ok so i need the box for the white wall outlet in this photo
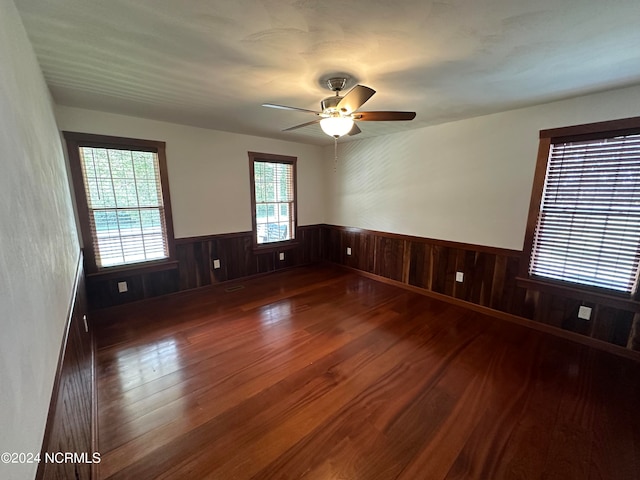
[578,305,592,321]
[455,271,464,283]
[117,281,128,293]
[213,259,221,269]
[346,247,352,256]
[279,252,285,261]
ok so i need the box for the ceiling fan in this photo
[262,77,416,138]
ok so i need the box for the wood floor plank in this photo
[93,265,640,480]
[168,304,441,479]
[104,306,404,478]
[98,276,398,452]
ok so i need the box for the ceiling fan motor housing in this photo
[321,95,344,113]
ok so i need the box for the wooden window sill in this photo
[252,241,300,254]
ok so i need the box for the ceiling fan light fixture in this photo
[320,116,354,137]
[263,78,415,137]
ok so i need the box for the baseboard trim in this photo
[335,263,640,363]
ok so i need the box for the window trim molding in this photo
[521,116,640,299]
[64,131,176,275]
[248,151,298,252]
[540,116,640,142]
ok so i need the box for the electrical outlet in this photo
[578,305,592,321]
[455,271,464,283]
[117,281,128,293]
[279,252,285,261]
[346,247,352,256]
[213,259,221,269]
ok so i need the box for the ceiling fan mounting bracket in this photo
[326,77,348,92]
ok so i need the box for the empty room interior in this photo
[3,0,640,479]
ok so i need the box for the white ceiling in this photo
[14,0,640,146]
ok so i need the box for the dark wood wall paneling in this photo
[324,226,522,315]
[322,225,640,354]
[520,287,639,349]
[37,256,94,480]
[86,268,179,309]
[176,226,322,289]
[87,225,323,309]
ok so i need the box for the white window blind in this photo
[253,161,295,244]
[79,146,169,267]
[529,133,640,293]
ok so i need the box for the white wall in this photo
[326,84,640,251]
[0,1,80,479]
[55,106,326,238]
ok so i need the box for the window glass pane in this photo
[264,163,274,182]
[265,182,275,202]
[137,180,160,207]
[132,152,155,179]
[100,180,116,208]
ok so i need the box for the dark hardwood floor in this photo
[92,265,640,480]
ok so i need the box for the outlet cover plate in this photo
[279,252,285,261]
[346,247,352,255]
[117,281,128,293]
[455,272,464,283]
[578,305,592,320]
[213,259,221,269]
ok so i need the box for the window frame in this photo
[248,151,298,252]
[522,116,640,300]
[64,131,176,275]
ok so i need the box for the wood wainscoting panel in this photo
[37,254,94,480]
[519,280,640,353]
[591,307,635,347]
[407,240,432,290]
[87,268,180,310]
[373,236,405,281]
[629,313,640,350]
[176,239,212,290]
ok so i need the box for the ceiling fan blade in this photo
[282,119,321,131]
[354,111,416,121]
[336,85,376,114]
[348,123,362,136]
[262,103,320,115]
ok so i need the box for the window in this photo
[526,117,640,295]
[248,152,297,248]
[65,132,175,272]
